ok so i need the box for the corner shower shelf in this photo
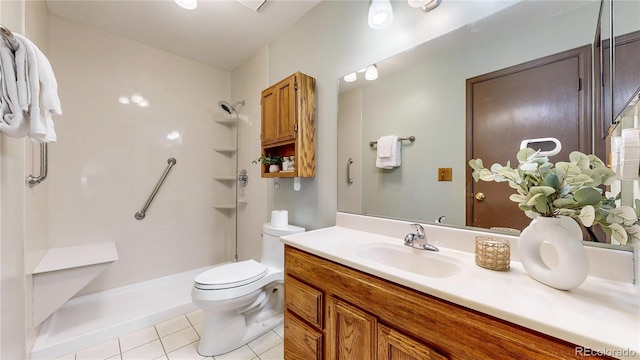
[213,204,236,210]
[214,117,237,125]
[213,175,237,181]
[214,114,248,125]
[213,147,237,154]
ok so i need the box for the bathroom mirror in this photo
[337,0,639,248]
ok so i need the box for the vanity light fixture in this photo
[365,64,378,80]
[368,0,394,30]
[175,0,197,10]
[344,72,357,82]
[407,0,441,12]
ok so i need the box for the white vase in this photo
[268,164,280,173]
[518,216,589,290]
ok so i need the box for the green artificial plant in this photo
[468,148,640,245]
[252,154,284,166]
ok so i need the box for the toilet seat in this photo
[194,260,267,290]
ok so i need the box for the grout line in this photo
[117,338,123,360]
[185,313,196,327]
[154,325,169,358]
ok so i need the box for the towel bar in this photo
[27,144,48,188]
[369,136,415,148]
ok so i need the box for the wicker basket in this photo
[475,236,510,271]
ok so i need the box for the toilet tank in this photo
[261,223,305,270]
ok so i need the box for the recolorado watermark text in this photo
[575,347,637,357]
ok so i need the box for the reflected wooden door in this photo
[466,45,591,230]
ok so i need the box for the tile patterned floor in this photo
[55,310,284,360]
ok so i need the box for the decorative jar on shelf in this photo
[268,164,280,173]
[518,216,589,290]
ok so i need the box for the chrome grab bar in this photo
[347,158,354,184]
[135,158,177,220]
[27,144,48,188]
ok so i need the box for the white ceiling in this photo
[45,0,322,71]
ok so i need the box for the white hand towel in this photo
[377,135,395,158]
[376,136,401,169]
[393,139,401,167]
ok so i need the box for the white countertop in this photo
[281,223,640,359]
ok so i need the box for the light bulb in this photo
[175,0,197,10]
[344,72,357,82]
[365,65,378,80]
[368,0,393,30]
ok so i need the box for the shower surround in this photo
[47,15,235,294]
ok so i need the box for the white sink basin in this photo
[353,243,462,278]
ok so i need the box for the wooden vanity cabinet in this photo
[260,71,315,178]
[284,245,614,360]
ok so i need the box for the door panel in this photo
[466,46,591,231]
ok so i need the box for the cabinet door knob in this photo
[475,192,486,201]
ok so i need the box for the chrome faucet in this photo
[404,223,439,251]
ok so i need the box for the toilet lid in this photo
[194,260,267,290]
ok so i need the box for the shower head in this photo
[218,100,245,115]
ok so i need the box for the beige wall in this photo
[1,2,27,359]
[231,46,270,262]
[47,16,233,294]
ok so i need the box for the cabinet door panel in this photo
[328,297,377,360]
[261,87,278,145]
[378,324,447,360]
[276,76,296,142]
[284,311,323,360]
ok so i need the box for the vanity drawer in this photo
[284,310,323,360]
[285,275,324,329]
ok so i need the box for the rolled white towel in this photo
[15,33,61,142]
[0,44,30,139]
[13,37,30,111]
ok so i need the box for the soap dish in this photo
[475,236,510,271]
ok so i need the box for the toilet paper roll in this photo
[271,210,288,228]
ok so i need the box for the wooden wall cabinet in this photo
[284,246,614,360]
[260,72,316,178]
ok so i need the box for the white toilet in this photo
[191,223,304,356]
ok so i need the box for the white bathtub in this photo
[31,265,216,360]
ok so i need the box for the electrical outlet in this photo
[438,168,452,181]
